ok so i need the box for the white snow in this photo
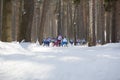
[0,41,120,80]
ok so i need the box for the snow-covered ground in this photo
[0,41,120,80]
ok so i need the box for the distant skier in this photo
[69,39,74,45]
[57,34,63,46]
[61,36,68,47]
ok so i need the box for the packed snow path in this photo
[0,42,120,80]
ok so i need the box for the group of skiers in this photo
[42,34,86,47]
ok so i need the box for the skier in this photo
[57,34,63,46]
[61,36,68,47]
[69,39,74,45]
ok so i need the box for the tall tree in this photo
[113,0,120,42]
[88,0,96,46]
[38,0,49,44]
[18,0,34,42]
[11,0,21,41]
[0,0,3,40]
[111,0,117,42]
[72,0,80,45]
[103,0,117,43]
[31,0,41,42]
[57,0,62,35]
[1,0,12,42]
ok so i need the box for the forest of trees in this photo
[0,0,120,46]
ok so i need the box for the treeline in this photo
[0,0,119,46]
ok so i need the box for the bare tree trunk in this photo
[38,0,49,44]
[2,0,12,42]
[77,4,82,39]
[57,0,62,35]
[88,0,96,46]
[95,0,98,42]
[0,0,3,40]
[11,0,16,41]
[96,0,102,44]
[111,1,117,42]
[83,0,89,42]
[73,5,78,45]
[18,0,34,42]
[67,0,73,39]
[105,11,110,43]
[11,0,20,41]
[31,0,41,42]
[25,0,34,42]
[17,0,23,41]
[82,0,86,40]
[100,0,105,44]
[114,0,120,42]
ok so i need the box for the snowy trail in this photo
[0,42,120,80]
